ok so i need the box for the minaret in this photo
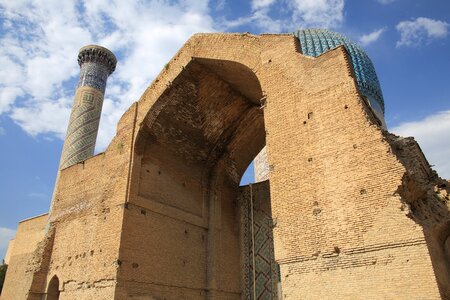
[59,45,117,169]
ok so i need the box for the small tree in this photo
[0,263,7,294]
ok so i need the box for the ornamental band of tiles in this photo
[59,45,117,169]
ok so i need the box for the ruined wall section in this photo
[34,103,139,299]
[116,34,266,299]
[258,35,443,299]
[133,33,263,128]
[1,214,48,300]
[112,33,449,299]
[1,45,125,300]
[4,239,14,265]
[5,32,445,300]
[390,135,450,297]
[1,103,138,299]
[254,147,270,182]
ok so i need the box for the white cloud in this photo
[0,87,23,114]
[0,227,15,262]
[221,11,284,33]
[359,28,385,46]
[396,17,449,47]
[391,110,450,179]
[27,192,48,199]
[214,0,226,11]
[220,0,285,33]
[11,98,72,139]
[290,0,345,29]
[0,0,346,151]
[252,0,276,10]
[0,0,215,150]
[377,0,395,4]
[223,0,345,33]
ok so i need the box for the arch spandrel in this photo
[127,34,359,174]
[132,33,265,130]
[122,33,362,233]
[110,34,359,158]
[129,57,266,207]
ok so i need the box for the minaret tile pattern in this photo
[59,45,116,169]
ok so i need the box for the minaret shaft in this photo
[59,45,116,169]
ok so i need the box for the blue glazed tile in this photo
[294,29,385,113]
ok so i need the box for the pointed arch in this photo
[47,275,60,300]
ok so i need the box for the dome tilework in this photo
[294,29,385,114]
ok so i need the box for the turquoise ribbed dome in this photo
[294,28,385,117]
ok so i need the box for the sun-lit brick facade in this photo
[2,31,449,300]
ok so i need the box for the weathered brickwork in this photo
[1,214,48,299]
[2,33,449,299]
[254,147,270,182]
[4,239,14,265]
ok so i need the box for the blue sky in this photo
[0,0,449,260]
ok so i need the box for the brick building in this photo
[2,29,450,299]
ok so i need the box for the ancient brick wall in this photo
[115,33,447,299]
[4,239,14,265]
[254,147,270,182]
[257,35,446,298]
[1,214,48,299]
[36,104,139,299]
[115,35,266,297]
[393,137,450,297]
[3,33,449,299]
[2,103,138,299]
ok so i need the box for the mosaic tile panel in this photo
[77,62,110,93]
[240,184,278,300]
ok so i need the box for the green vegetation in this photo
[0,263,7,294]
[117,141,124,153]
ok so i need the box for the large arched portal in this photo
[2,32,448,300]
[113,33,448,299]
[123,57,274,298]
